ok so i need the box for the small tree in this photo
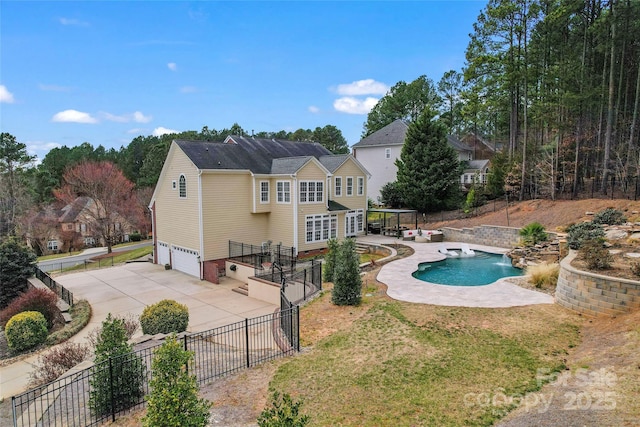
[0,237,37,309]
[143,334,211,427]
[379,181,404,208]
[323,239,339,282]
[331,239,362,306]
[90,314,145,417]
[257,391,310,427]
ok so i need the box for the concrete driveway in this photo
[57,261,277,335]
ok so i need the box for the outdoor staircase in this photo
[232,284,249,296]
[355,242,370,255]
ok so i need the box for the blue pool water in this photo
[412,251,523,286]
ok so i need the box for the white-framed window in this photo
[172,180,177,190]
[385,148,391,159]
[305,214,337,243]
[260,181,269,203]
[299,181,323,203]
[346,177,353,196]
[334,177,342,197]
[357,209,364,232]
[47,240,59,251]
[276,181,291,203]
[357,177,364,196]
[84,237,95,246]
[179,174,187,198]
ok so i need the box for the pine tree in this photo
[396,109,462,213]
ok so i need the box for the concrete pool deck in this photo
[358,236,554,308]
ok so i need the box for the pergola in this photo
[366,208,419,238]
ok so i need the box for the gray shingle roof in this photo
[465,159,490,172]
[176,136,333,174]
[352,119,408,148]
[318,154,349,172]
[271,157,314,174]
[447,135,472,153]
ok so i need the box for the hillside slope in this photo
[429,199,640,231]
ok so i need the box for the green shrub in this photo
[592,208,626,225]
[87,312,139,348]
[566,222,605,249]
[0,287,61,330]
[140,300,189,335]
[519,222,548,246]
[90,314,146,417]
[29,342,90,387]
[579,238,613,270]
[257,391,310,427]
[331,239,362,306]
[323,239,339,283]
[129,232,142,242]
[0,238,37,309]
[143,334,211,427]
[5,311,48,352]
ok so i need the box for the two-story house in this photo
[149,135,370,281]
[352,119,490,202]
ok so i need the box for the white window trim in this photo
[305,214,337,243]
[357,176,364,196]
[179,174,187,198]
[334,176,342,197]
[47,240,59,251]
[385,148,391,159]
[276,180,291,204]
[346,176,353,197]
[260,181,270,204]
[299,180,324,204]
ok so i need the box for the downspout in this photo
[198,170,204,280]
[292,174,298,255]
[251,172,256,213]
[150,202,157,264]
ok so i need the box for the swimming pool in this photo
[412,251,523,286]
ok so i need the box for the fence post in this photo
[296,306,300,352]
[245,318,250,368]
[184,334,189,375]
[109,357,116,422]
[304,269,307,301]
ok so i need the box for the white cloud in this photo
[333,97,379,115]
[101,111,152,123]
[168,62,177,71]
[132,111,152,123]
[308,105,320,114]
[153,126,178,136]
[127,128,145,134]
[0,85,15,103]
[38,83,72,92]
[27,141,62,154]
[180,86,197,93]
[59,17,89,27]
[335,79,388,96]
[52,109,98,123]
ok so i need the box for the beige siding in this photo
[155,146,201,250]
[296,162,332,252]
[201,172,270,261]
[333,158,368,213]
[267,178,296,248]
[254,178,271,213]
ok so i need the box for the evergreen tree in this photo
[396,109,462,213]
[323,238,339,282]
[0,237,37,308]
[143,334,211,427]
[331,239,362,306]
[90,314,145,417]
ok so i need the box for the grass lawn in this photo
[61,246,153,272]
[268,284,583,426]
[37,251,82,261]
[359,252,385,264]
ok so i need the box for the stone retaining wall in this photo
[556,251,640,316]
[442,225,559,248]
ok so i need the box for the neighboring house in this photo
[149,135,370,281]
[460,133,502,159]
[461,159,491,188]
[25,197,135,254]
[352,119,479,202]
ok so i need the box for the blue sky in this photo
[1,1,487,162]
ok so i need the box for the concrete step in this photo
[232,284,248,296]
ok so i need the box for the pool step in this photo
[355,243,370,254]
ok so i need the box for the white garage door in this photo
[157,241,170,266]
[171,245,200,278]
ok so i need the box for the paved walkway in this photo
[0,262,276,400]
[358,235,555,308]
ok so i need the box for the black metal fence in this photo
[11,308,299,427]
[228,240,296,274]
[38,257,116,274]
[34,267,74,307]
